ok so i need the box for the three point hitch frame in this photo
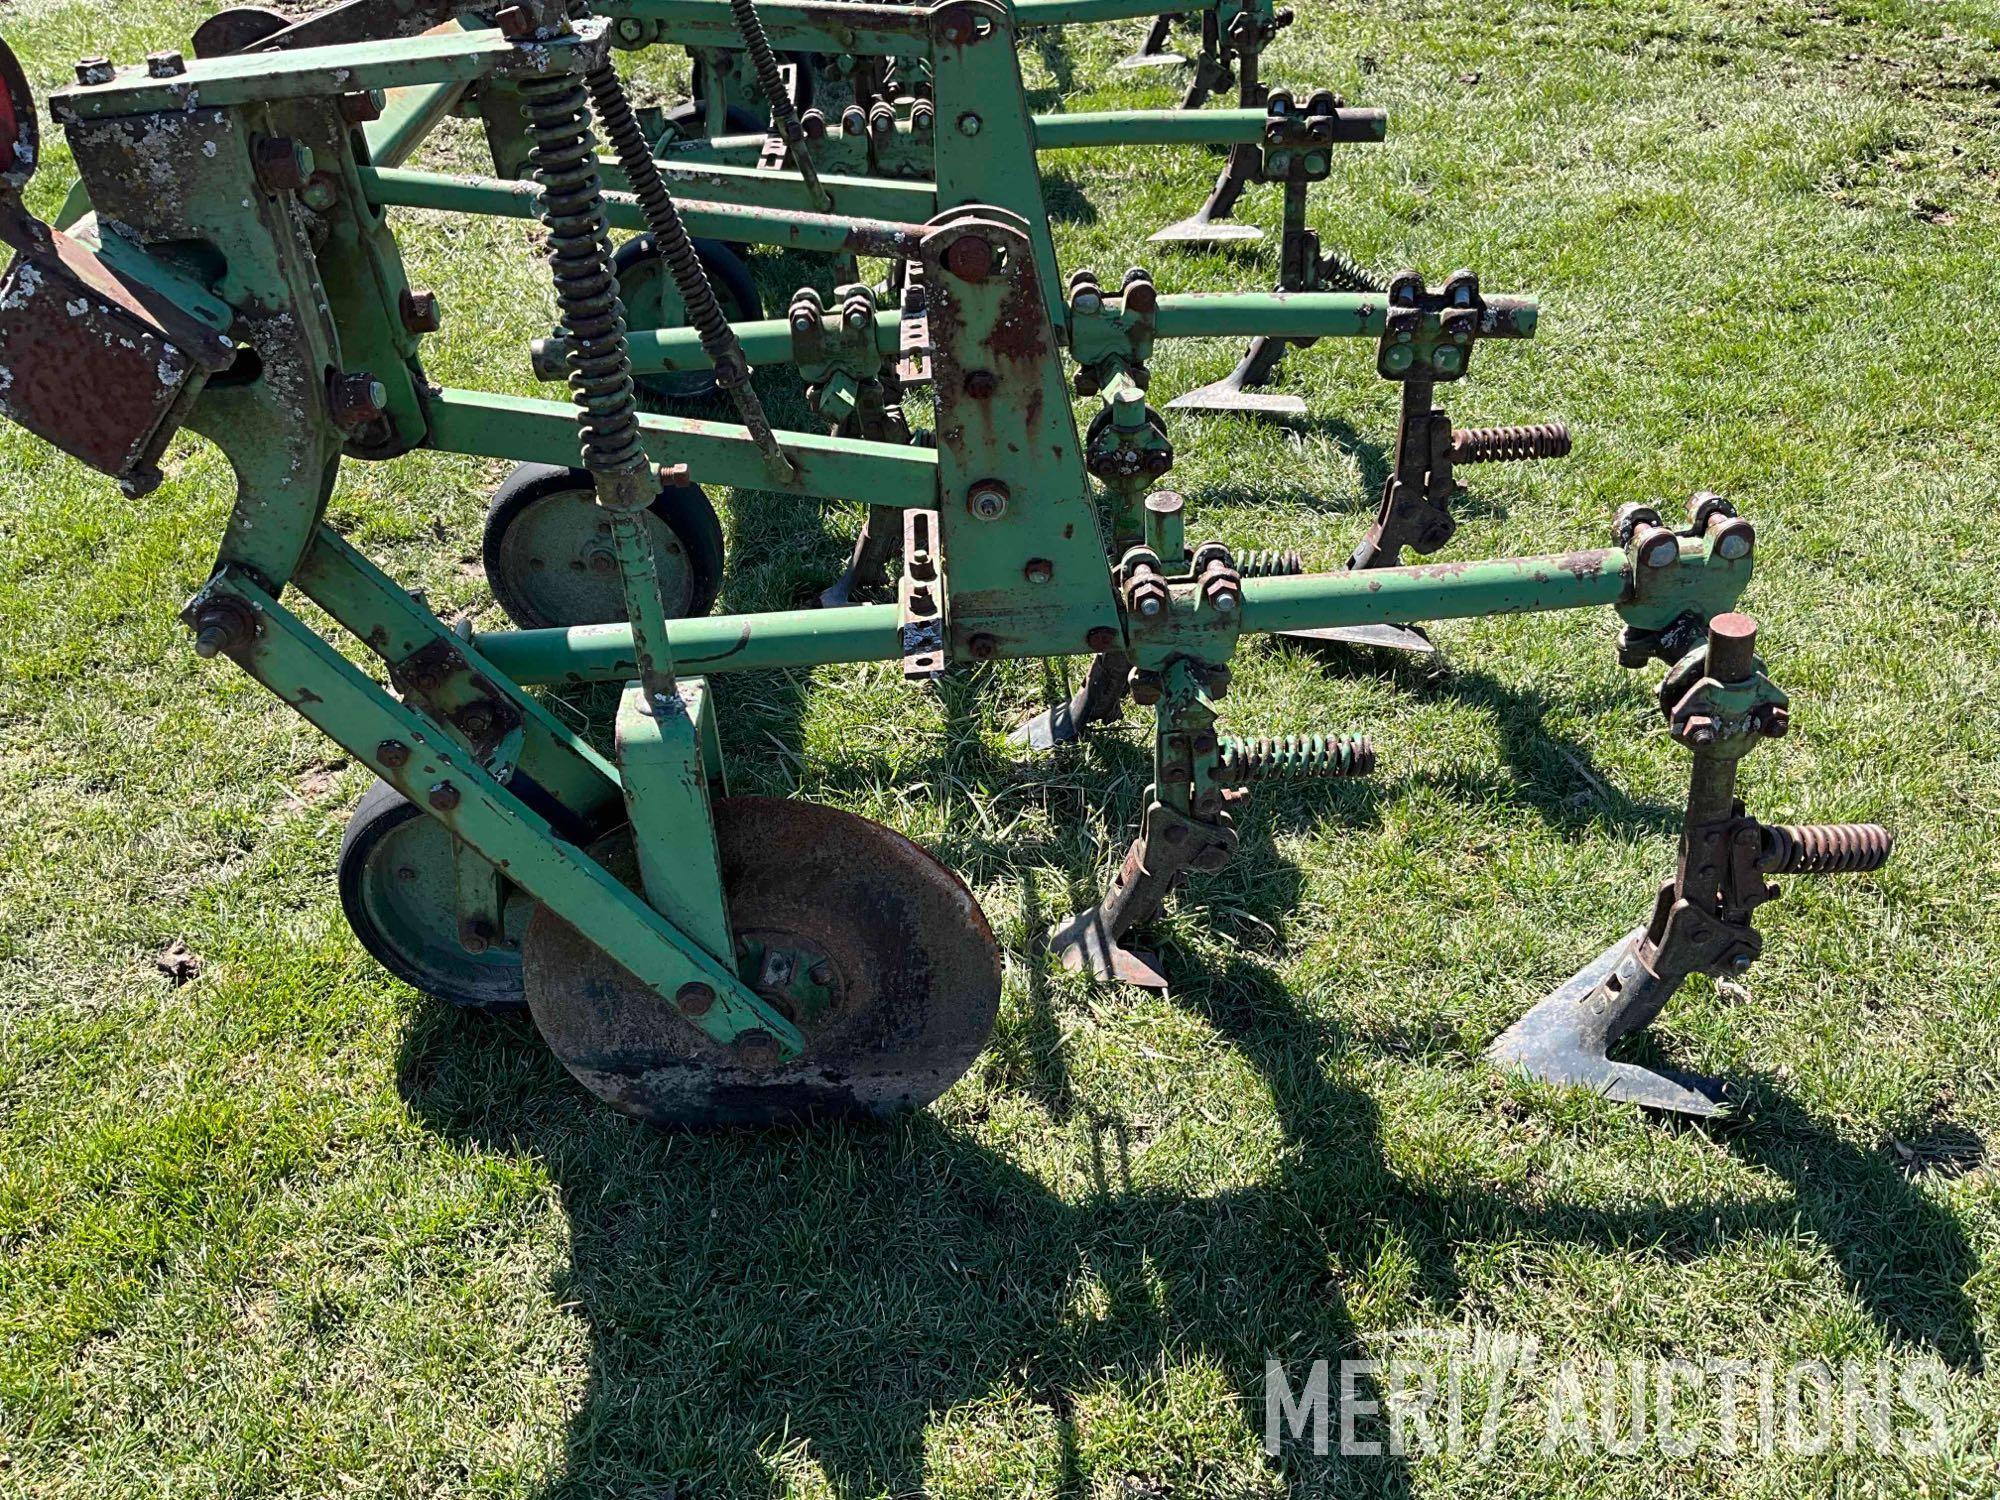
[0,2,1893,1127]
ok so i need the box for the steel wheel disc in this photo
[522,798,1002,1127]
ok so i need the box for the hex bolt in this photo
[252,135,314,193]
[808,960,833,986]
[968,633,1001,659]
[967,480,1009,520]
[427,782,461,812]
[944,235,995,283]
[761,950,795,986]
[1023,558,1053,585]
[1086,626,1120,653]
[964,370,997,399]
[328,370,389,429]
[399,288,443,335]
[190,602,249,659]
[146,51,186,78]
[957,112,983,136]
[339,89,387,125]
[376,739,411,769]
[496,5,539,39]
[76,57,116,86]
[675,982,714,1016]
[301,174,338,212]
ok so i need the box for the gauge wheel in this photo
[483,462,725,629]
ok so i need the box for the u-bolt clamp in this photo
[1488,612,1895,1118]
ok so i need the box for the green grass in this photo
[3,0,2000,1493]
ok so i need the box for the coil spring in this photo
[580,61,738,376]
[730,0,811,145]
[1218,734,1376,783]
[518,70,646,480]
[1760,823,1895,876]
[1317,251,1384,294]
[1450,422,1572,465]
[1236,549,1304,577]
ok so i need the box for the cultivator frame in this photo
[0,6,1892,1125]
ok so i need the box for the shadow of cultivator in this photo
[0,0,1891,1126]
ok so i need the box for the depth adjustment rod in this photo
[1487,609,1894,1117]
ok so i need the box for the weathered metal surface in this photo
[521,798,1002,1127]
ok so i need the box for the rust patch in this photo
[1557,550,1608,581]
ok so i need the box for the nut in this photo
[339,90,387,125]
[328,370,390,429]
[146,51,186,78]
[956,112,982,136]
[1023,558,1053,585]
[675,982,714,1016]
[75,57,116,86]
[734,1029,780,1069]
[966,480,1009,520]
[399,288,443,335]
[252,135,313,193]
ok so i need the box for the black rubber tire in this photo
[612,235,764,406]
[482,462,726,630]
[338,780,526,1013]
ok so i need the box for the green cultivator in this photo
[0,3,1893,1126]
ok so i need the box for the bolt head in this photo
[377,739,411,769]
[146,50,186,78]
[964,370,997,399]
[1086,626,1119,653]
[733,1029,780,1068]
[1637,528,1679,569]
[944,235,995,283]
[1023,559,1053,584]
[427,782,461,812]
[957,112,982,136]
[968,633,1000,659]
[676,982,715,1017]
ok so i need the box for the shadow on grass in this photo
[396,946,1983,1495]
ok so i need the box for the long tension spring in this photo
[1759,823,1895,876]
[1218,735,1377,783]
[580,56,796,481]
[1451,422,1572,465]
[519,64,677,701]
[728,0,832,211]
[519,69,647,489]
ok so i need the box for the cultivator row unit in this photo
[0,0,1892,1126]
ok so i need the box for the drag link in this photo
[579,53,795,481]
[728,0,832,211]
[1759,823,1895,876]
[1450,422,1572,465]
[1217,734,1376,783]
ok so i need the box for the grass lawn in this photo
[4,0,2000,1493]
